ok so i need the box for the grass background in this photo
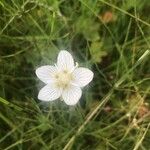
[0,0,150,149]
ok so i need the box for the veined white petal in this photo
[72,67,94,87]
[62,85,82,105]
[36,65,57,84]
[38,84,62,101]
[57,50,74,70]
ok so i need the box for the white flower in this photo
[36,50,94,105]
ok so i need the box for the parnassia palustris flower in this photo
[36,50,94,105]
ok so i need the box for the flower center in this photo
[55,70,73,89]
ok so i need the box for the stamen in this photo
[70,62,79,73]
[75,62,79,68]
[55,74,59,79]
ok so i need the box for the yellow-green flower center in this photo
[55,70,73,89]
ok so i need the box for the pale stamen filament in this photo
[70,62,79,73]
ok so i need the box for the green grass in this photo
[0,0,150,149]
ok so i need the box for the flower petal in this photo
[36,65,57,84]
[62,85,82,105]
[57,50,74,70]
[72,67,94,87]
[38,84,62,101]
